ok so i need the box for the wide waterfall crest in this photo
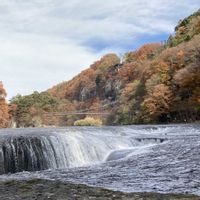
[0,129,138,174]
[0,127,168,174]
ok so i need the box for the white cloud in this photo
[0,33,99,99]
[0,0,199,99]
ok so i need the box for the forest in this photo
[1,9,200,128]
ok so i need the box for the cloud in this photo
[0,33,99,99]
[0,0,199,99]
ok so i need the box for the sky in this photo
[0,0,199,99]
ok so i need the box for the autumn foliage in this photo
[9,9,200,127]
[142,84,172,122]
[0,82,9,128]
[74,117,102,126]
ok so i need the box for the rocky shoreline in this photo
[0,179,199,200]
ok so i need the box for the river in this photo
[0,124,199,196]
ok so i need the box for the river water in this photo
[0,124,199,195]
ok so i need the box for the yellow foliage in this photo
[74,117,102,126]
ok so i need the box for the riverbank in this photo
[0,179,199,200]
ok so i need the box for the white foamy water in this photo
[0,124,200,196]
[0,126,166,173]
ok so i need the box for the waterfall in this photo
[0,127,166,174]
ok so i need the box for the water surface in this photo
[0,124,199,195]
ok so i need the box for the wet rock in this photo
[0,179,199,200]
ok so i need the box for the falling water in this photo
[0,127,166,174]
[0,125,200,195]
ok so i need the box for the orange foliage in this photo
[143,84,172,121]
[0,82,9,128]
[18,14,200,126]
[136,43,161,61]
[125,43,161,63]
[188,88,200,110]
[142,60,171,91]
[176,50,185,58]
[91,54,120,70]
[118,63,138,81]
[41,33,200,124]
[173,64,200,88]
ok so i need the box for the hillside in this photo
[10,9,200,127]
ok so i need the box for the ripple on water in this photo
[0,124,200,195]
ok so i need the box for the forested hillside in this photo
[10,9,200,127]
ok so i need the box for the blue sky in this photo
[0,0,199,99]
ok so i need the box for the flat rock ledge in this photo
[0,179,199,200]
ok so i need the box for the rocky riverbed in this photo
[0,179,199,200]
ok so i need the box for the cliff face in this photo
[11,10,200,127]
